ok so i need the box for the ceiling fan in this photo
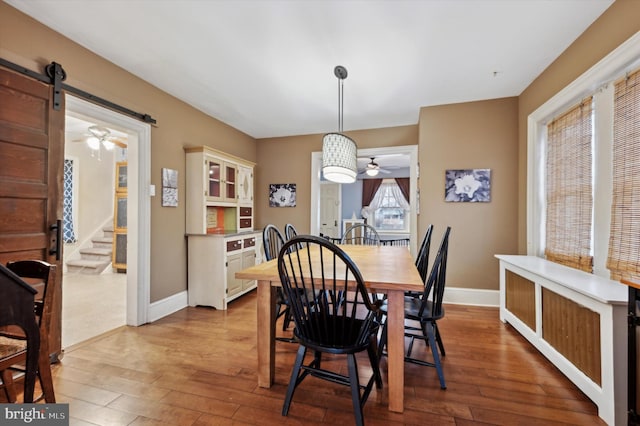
[359,157,391,177]
[73,125,127,151]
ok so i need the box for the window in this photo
[363,179,410,232]
[528,32,640,279]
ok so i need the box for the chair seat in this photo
[0,336,26,359]
[294,315,378,354]
[380,296,445,322]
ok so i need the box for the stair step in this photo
[92,237,113,249]
[80,247,112,255]
[80,247,112,261]
[66,259,111,275]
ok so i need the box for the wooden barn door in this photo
[0,66,64,360]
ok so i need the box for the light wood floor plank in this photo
[8,291,606,425]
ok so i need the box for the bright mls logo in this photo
[1,404,69,425]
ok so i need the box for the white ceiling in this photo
[6,0,613,139]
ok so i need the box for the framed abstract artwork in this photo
[162,167,178,207]
[445,169,491,202]
[269,183,296,207]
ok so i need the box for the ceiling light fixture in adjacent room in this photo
[322,65,357,184]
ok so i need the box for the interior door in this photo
[0,66,65,360]
[320,182,340,238]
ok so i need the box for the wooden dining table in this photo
[235,243,423,413]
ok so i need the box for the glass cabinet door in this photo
[225,163,236,201]
[208,159,221,199]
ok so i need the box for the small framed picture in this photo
[162,168,178,207]
[269,183,296,207]
[445,169,491,202]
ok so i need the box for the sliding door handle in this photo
[49,219,62,260]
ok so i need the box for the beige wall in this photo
[3,0,638,304]
[419,98,519,290]
[517,0,640,253]
[0,3,257,302]
[255,125,418,232]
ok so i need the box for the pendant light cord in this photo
[338,76,343,132]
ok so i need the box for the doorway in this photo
[319,182,341,239]
[310,145,419,254]
[62,113,129,347]
[63,95,151,348]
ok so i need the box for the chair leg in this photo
[283,307,292,331]
[347,354,364,426]
[366,341,383,389]
[282,345,307,416]
[377,321,387,361]
[424,321,446,389]
[434,323,446,357]
[37,349,55,403]
[1,369,17,403]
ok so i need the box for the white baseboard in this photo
[444,286,499,307]
[146,287,499,324]
[148,290,188,323]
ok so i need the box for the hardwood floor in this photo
[37,291,604,425]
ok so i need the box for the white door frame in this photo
[310,145,419,254]
[66,95,151,326]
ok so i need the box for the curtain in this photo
[362,180,410,218]
[544,97,593,272]
[63,159,77,243]
[362,178,382,207]
[607,68,640,281]
[394,178,410,203]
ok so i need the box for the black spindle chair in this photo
[262,225,294,336]
[378,226,451,389]
[278,235,382,426]
[284,223,298,240]
[340,223,380,246]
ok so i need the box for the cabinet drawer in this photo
[239,207,252,216]
[226,239,242,252]
[239,218,252,229]
[244,237,256,248]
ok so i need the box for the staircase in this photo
[66,226,113,274]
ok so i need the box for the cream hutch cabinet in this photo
[185,146,259,309]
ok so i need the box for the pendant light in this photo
[322,65,357,184]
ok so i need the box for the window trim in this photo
[527,31,640,278]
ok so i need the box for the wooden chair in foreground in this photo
[0,263,40,403]
[0,260,57,403]
[278,235,382,426]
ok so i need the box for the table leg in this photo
[386,289,404,412]
[257,280,276,387]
